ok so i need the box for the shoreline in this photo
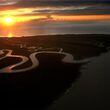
[47,50,110,110]
[0,33,110,38]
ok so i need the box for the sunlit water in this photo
[0,21,110,37]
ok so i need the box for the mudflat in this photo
[0,34,109,110]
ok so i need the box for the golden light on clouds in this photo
[14,15,47,22]
[0,8,36,16]
[52,15,110,21]
[0,14,110,26]
[0,15,47,25]
[0,7,109,24]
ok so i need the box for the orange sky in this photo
[0,6,110,24]
[52,15,110,21]
[0,1,110,37]
[0,15,110,25]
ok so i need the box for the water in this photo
[1,21,110,37]
[47,51,110,110]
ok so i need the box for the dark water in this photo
[47,51,110,110]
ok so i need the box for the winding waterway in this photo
[0,47,93,73]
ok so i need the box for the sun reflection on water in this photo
[8,32,13,38]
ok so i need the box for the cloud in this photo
[0,5,91,16]
[0,4,110,17]
[0,0,19,6]
[0,0,110,23]
[0,0,110,8]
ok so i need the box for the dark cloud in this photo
[0,0,110,16]
[0,0,110,8]
[31,5,110,15]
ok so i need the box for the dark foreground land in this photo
[0,34,110,110]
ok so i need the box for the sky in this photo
[0,0,110,37]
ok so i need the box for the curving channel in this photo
[0,49,74,73]
[0,47,93,73]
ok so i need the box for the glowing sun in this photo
[4,17,15,25]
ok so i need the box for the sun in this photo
[5,18,13,23]
[3,17,15,25]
